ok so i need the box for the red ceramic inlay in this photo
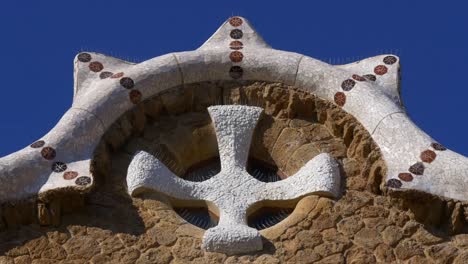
[374,65,388,75]
[89,61,104,72]
[41,147,56,160]
[352,74,366,81]
[409,162,424,175]
[341,79,356,91]
[111,72,124,78]
[99,72,113,79]
[75,176,92,186]
[398,173,413,182]
[334,92,346,107]
[230,41,243,50]
[120,77,135,89]
[383,56,397,65]
[431,143,447,151]
[420,150,437,163]
[129,90,142,104]
[230,29,243,39]
[30,140,45,148]
[386,179,402,188]
[77,53,92,63]
[63,171,78,180]
[229,51,244,63]
[229,17,243,27]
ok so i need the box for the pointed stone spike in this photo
[73,52,135,99]
[336,55,401,105]
[198,16,271,50]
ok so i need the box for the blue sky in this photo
[1,0,467,157]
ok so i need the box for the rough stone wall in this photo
[1,82,468,263]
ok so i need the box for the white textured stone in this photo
[0,108,100,201]
[127,105,341,254]
[373,113,468,201]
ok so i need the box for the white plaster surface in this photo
[0,108,100,201]
[373,113,468,201]
[127,105,341,254]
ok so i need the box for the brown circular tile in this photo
[383,56,397,65]
[89,61,104,72]
[30,140,45,148]
[52,162,67,173]
[63,171,78,180]
[120,77,135,89]
[420,149,437,163]
[41,147,56,160]
[77,53,92,63]
[229,51,244,63]
[386,178,402,188]
[229,66,243,79]
[230,29,243,39]
[352,74,366,81]
[409,162,425,175]
[363,74,376,81]
[341,79,356,91]
[129,90,142,104]
[230,41,243,50]
[334,92,346,107]
[111,72,124,78]
[374,65,388,75]
[398,173,413,182]
[431,143,447,151]
[229,17,243,27]
[75,176,92,186]
[99,71,113,79]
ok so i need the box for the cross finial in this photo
[127,105,341,254]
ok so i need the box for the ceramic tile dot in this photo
[431,143,447,151]
[30,140,45,148]
[75,176,92,186]
[99,72,113,79]
[52,162,67,173]
[421,150,437,163]
[230,41,243,50]
[77,53,92,63]
[352,74,366,81]
[229,17,243,27]
[334,92,346,107]
[120,77,135,89]
[363,74,376,81]
[341,79,356,91]
[230,29,243,39]
[374,65,388,75]
[41,147,56,160]
[63,171,78,180]
[386,178,402,188]
[409,162,425,175]
[89,61,104,72]
[111,72,124,78]
[398,173,413,182]
[229,66,243,79]
[229,51,244,63]
[383,56,397,65]
[129,90,142,104]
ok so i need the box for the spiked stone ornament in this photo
[126,105,341,255]
[1,16,468,223]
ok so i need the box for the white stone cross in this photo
[126,105,341,255]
